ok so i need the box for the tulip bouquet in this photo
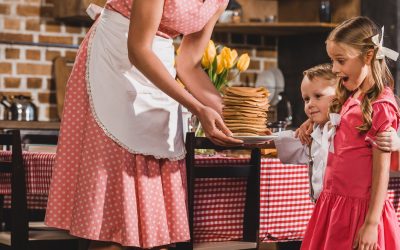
[201,40,250,91]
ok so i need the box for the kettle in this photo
[0,95,38,121]
[276,92,293,126]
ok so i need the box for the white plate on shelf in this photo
[270,68,285,105]
[255,69,276,104]
[233,135,278,144]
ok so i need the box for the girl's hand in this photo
[197,106,243,146]
[352,223,378,250]
[375,127,400,152]
[295,119,313,145]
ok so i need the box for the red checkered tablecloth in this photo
[1,151,400,243]
[193,157,400,243]
[0,151,54,209]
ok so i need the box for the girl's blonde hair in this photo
[303,63,336,83]
[328,16,394,132]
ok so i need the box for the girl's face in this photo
[301,76,336,125]
[326,41,372,92]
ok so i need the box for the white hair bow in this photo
[371,26,399,61]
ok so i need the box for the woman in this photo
[45,0,242,249]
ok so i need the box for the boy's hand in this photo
[376,127,400,152]
[295,119,313,145]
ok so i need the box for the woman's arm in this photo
[127,0,241,146]
[175,4,227,115]
[353,147,390,250]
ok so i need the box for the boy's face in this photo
[301,76,336,125]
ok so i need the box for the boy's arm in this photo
[375,127,400,152]
[274,130,309,165]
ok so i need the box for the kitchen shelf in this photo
[214,22,338,35]
[0,121,60,130]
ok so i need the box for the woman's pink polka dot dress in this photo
[44,0,227,248]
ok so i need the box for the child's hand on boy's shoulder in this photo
[376,127,400,152]
[295,119,313,145]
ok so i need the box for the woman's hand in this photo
[295,119,313,145]
[375,127,400,152]
[352,223,378,250]
[197,106,243,146]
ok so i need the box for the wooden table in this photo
[1,151,400,243]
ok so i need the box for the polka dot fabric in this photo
[44,24,190,248]
[106,0,229,38]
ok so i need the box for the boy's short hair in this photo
[303,63,336,82]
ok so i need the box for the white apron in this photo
[86,8,185,160]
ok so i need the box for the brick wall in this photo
[212,32,277,86]
[0,0,278,121]
[0,0,86,121]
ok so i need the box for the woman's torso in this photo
[105,0,228,38]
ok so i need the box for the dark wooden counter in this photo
[0,121,60,130]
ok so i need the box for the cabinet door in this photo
[54,0,107,20]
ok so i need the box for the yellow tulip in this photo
[221,47,237,69]
[205,40,216,66]
[201,53,210,69]
[216,54,224,74]
[232,49,238,62]
[237,53,250,72]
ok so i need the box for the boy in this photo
[273,63,336,202]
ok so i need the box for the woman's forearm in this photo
[365,147,391,225]
[177,65,223,114]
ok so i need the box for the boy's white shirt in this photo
[274,122,332,200]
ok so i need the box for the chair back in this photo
[178,132,261,250]
[0,130,28,249]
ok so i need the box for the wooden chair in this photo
[0,130,78,250]
[176,132,261,250]
[54,56,74,120]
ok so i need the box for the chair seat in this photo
[194,241,257,250]
[28,221,53,230]
[0,230,77,246]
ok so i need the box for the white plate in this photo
[270,68,285,105]
[255,69,276,104]
[233,135,278,144]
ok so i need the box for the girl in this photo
[301,16,400,250]
[45,0,242,250]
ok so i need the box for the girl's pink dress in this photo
[44,0,227,248]
[301,87,400,249]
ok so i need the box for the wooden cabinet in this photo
[278,0,361,23]
[53,0,107,24]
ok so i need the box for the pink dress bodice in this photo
[325,87,399,197]
[105,0,228,38]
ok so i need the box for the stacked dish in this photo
[222,86,271,136]
[255,67,285,106]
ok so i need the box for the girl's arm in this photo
[127,0,241,146]
[353,147,390,249]
[376,127,400,152]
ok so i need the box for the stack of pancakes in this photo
[222,86,271,136]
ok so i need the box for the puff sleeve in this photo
[365,102,399,147]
